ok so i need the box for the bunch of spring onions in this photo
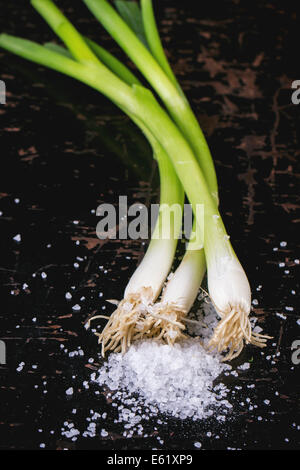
[0,0,270,360]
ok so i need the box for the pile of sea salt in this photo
[91,301,233,423]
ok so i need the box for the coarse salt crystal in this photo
[72,304,81,311]
[94,337,231,422]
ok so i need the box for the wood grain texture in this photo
[0,0,299,450]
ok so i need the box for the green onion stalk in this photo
[135,0,208,346]
[0,0,270,359]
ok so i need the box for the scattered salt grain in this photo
[253,325,263,334]
[72,304,81,311]
[16,362,25,372]
[238,363,250,371]
[276,313,286,320]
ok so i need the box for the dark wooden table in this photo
[0,0,299,450]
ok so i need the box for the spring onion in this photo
[0,0,270,360]
[81,0,270,359]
